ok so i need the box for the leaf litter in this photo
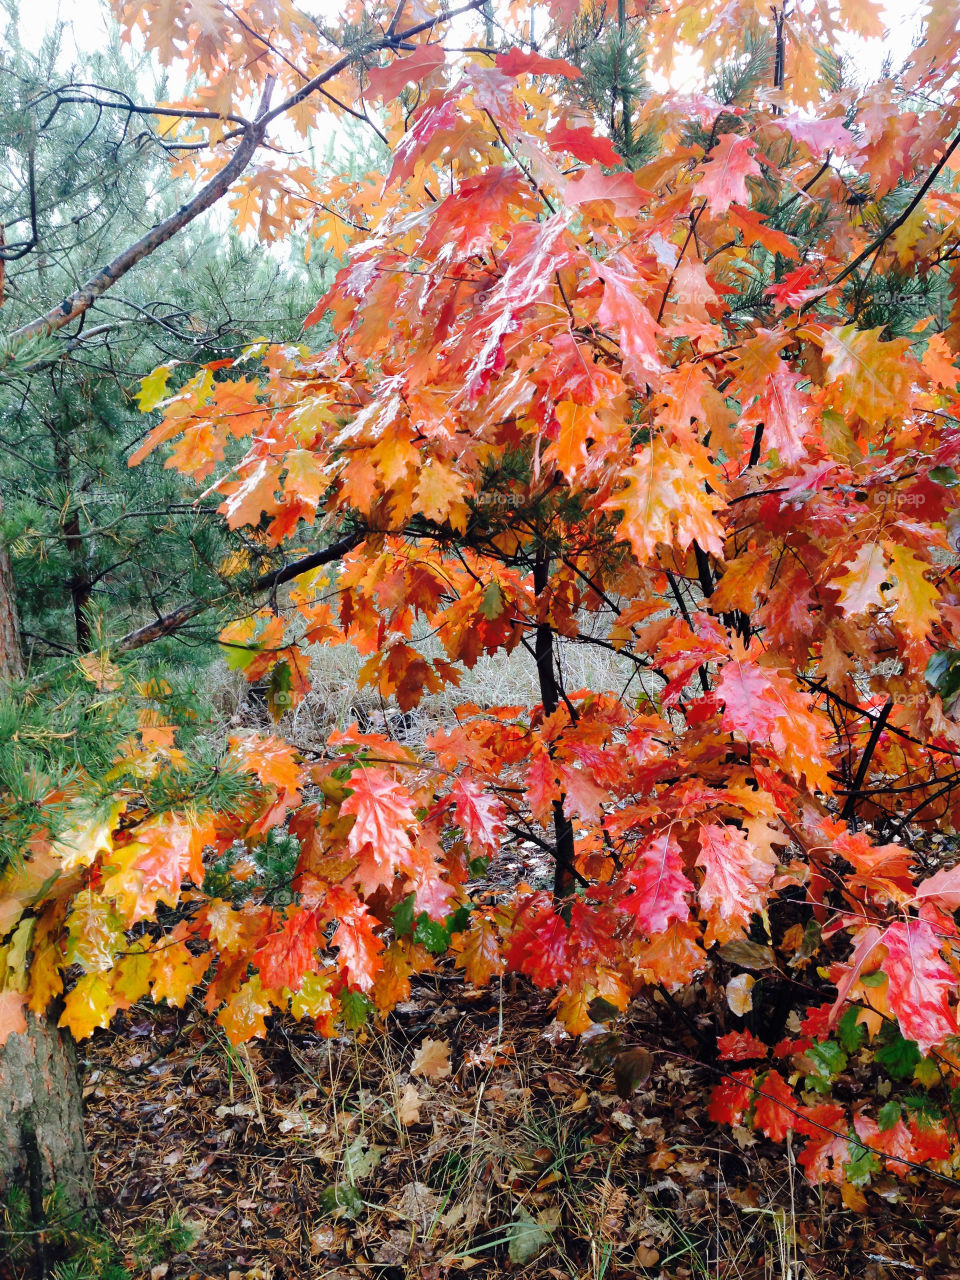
[78,966,960,1279]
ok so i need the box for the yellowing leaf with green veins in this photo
[289,969,339,1025]
[65,892,124,973]
[50,804,123,872]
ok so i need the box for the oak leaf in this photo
[694,134,763,214]
[410,1036,452,1079]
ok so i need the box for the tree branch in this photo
[114,528,364,654]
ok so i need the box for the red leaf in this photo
[707,1068,755,1125]
[881,919,956,1052]
[753,1069,797,1141]
[717,1030,767,1061]
[547,123,620,166]
[696,823,776,939]
[366,44,445,102]
[253,908,321,992]
[619,830,692,935]
[449,775,506,855]
[329,891,384,992]
[341,769,416,894]
[694,133,763,214]
[507,895,571,987]
[496,48,582,79]
[854,1109,915,1176]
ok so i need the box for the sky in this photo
[16,0,930,86]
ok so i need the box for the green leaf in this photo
[136,362,174,413]
[860,969,887,987]
[805,1039,847,1080]
[838,1006,866,1054]
[905,1093,943,1124]
[929,466,958,486]
[587,996,622,1024]
[876,1034,921,1080]
[845,1139,881,1187]
[876,1100,901,1131]
[926,649,960,705]
[479,579,505,621]
[413,913,450,955]
[319,1184,364,1220]
[507,1209,552,1265]
[340,989,372,1031]
[392,893,416,938]
[343,1136,384,1181]
[446,902,472,934]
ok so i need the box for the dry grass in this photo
[208,608,645,755]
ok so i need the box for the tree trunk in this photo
[0,503,96,1270]
[0,503,24,681]
[532,543,577,901]
[0,1013,95,1274]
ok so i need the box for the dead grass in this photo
[207,607,644,754]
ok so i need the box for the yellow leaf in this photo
[218,975,273,1045]
[883,543,940,640]
[311,206,352,260]
[819,326,915,428]
[136,362,175,413]
[113,945,153,1005]
[59,973,115,1040]
[26,909,65,1016]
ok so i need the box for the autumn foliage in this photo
[6,0,960,1205]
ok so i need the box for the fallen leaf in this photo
[507,1208,552,1264]
[394,1181,440,1234]
[411,1036,451,1079]
[726,973,756,1016]
[397,1081,421,1124]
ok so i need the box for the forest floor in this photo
[79,967,960,1280]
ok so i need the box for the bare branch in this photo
[114,529,365,654]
